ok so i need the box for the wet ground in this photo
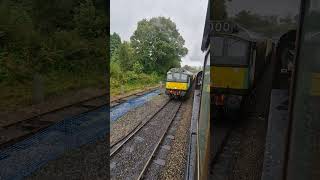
[110,89,160,122]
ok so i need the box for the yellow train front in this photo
[165,68,193,99]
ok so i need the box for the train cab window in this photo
[226,38,248,58]
[173,73,180,80]
[167,74,173,81]
[181,74,188,82]
[212,36,249,66]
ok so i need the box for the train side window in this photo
[197,50,211,179]
[287,1,320,179]
[226,38,248,58]
[181,74,188,82]
[213,37,223,56]
[173,73,180,80]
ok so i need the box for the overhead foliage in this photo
[130,17,188,74]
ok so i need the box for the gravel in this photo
[110,94,169,146]
[110,100,181,180]
[161,94,194,180]
[144,105,182,180]
[26,139,109,179]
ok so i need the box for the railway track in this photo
[110,99,171,155]
[0,87,159,150]
[137,102,182,180]
[110,99,182,180]
[0,94,107,149]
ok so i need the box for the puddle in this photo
[110,89,160,122]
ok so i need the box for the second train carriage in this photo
[165,68,194,99]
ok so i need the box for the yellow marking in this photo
[166,82,188,91]
[211,66,248,89]
[310,73,320,96]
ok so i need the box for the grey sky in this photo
[110,0,208,67]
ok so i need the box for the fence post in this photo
[32,73,44,104]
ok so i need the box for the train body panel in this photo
[211,66,249,90]
[310,73,320,96]
[166,82,188,91]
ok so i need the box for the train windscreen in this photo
[212,36,249,66]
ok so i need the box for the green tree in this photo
[32,0,78,34]
[74,0,98,39]
[113,41,136,71]
[110,32,121,57]
[130,17,188,74]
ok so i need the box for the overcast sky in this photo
[110,0,208,67]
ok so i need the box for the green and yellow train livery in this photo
[165,68,194,99]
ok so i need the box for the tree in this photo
[113,41,136,71]
[73,0,104,39]
[32,0,78,33]
[130,17,188,74]
[110,32,121,57]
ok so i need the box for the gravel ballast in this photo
[161,94,194,180]
[111,94,169,146]
[110,100,181,180]
[25,89,163,179]
[27,139,109,179]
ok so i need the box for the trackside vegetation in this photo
[0,0,107,111]
[110,17,188,96]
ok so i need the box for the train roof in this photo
[167,68,194,76]
[202,21,268,51]
[201,1,269,51]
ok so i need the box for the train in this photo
[186,0,314,179]
[191,19,276,179]
[165,68,194,99]
[209,20,274,117]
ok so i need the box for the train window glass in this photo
[167,74,173,81]
[287,1,320,179]
[173,73,180,79]
[226,38,248,57]
[181,74,188,81]
[213,37,223,56]
[198,50,210,178]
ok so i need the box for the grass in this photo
[110,80,160,97]
[0,71,105,112]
